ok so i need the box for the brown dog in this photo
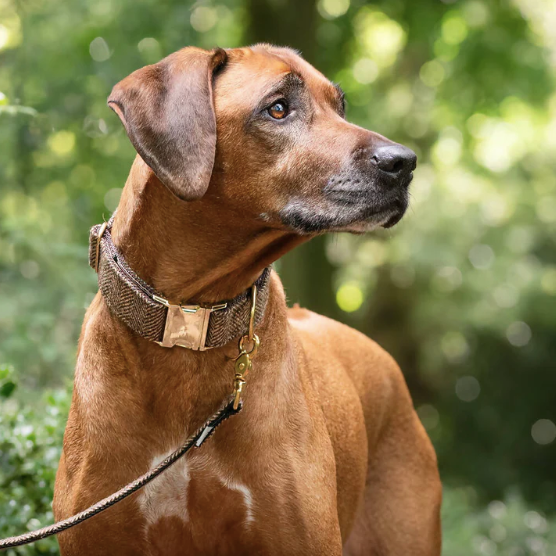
[53,45,441,555]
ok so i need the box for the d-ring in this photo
[239,333,259,357]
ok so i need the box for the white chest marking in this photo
[217,474,255,525]
[137,451,255,528]
[138,451,191,526]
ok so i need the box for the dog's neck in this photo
[111,157,306,304]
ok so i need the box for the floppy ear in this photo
[108,47,227,201]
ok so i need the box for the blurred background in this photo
[1,0,556,553]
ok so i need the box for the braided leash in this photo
[1,217,262,551]
[0,399,242,551]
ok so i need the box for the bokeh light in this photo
[506,321,532,347]
[455,376,481,402]
[531,419,556,445]
[336,282,364,312]
[318,0,350,19]
[89,37,111,62]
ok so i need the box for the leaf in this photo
[0,105,38,117]
[0,381,16,398]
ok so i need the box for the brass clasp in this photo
[232,285,260,409]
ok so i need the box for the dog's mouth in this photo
[379,199,408,228]
[278,172,411,235]
[278,194,409,235]
[336,198,407,234]
[327,184,409,229]
[382,212,404,229]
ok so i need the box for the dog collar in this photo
[88,217,271,351]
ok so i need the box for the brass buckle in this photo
[155,297,227,351]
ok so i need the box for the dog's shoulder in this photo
[287,306,404,386]
[288,306,391,358]
[287,306,415,452]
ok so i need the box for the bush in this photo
[443,487,556,555]
[0,365,69,555]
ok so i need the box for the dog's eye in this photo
[268,101,288,120]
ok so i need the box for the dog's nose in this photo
[371,145,417,177]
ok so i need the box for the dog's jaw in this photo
[276,187,409,235]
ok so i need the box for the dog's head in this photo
[109,45,416,234]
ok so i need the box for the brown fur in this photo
[54,45,441,555]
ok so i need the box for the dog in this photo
[53,44,441,555]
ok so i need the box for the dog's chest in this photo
[138,450,255,554]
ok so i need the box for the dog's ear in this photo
[108,47,227,201]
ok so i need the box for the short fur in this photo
[54,45,441,555]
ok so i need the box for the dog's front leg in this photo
[342,370,442,556]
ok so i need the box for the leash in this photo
[0,260,263,549]
[0,399,242,550]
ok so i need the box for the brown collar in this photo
[88,218,271,351]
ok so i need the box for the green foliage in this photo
[443,488,556,555]
[0,371,69,555]
[0,0,244,387]
[0,365,17,399]
[1,0,556,548]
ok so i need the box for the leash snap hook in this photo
[232,285,261,410]
[232,351,251,410]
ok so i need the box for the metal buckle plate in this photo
[158,304,211,351]
[156,301,227,351]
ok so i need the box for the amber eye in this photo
[268,100,288,120]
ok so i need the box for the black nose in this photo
[371,144,417,177]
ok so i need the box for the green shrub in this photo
[0,365,69,555]
[443,487,556,555]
